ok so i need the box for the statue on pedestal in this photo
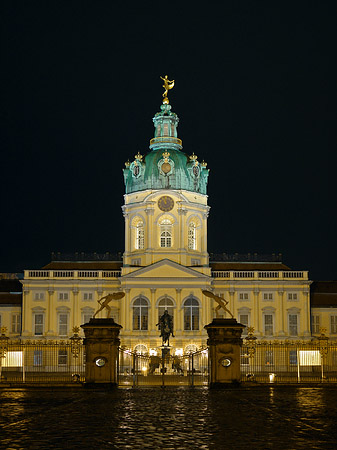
[93,292,125,319]
[202,290,234,319]
[156,309,174,345]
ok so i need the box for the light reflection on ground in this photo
[0,386,336,449]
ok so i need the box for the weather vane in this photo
[160,75,174,104]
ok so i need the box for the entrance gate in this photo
[118,348,209,387]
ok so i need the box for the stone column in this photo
[205,318,245,387]
[278,290,285,336]
[253,288,261,336]
[72,288,79,330]
[150,289,157,331]
[176,289,182,332]
[21,289,30,336]
[229,289,235,319]
[303,291,311,337]
[124,289,130,331]
[81,318,122,386]
[46,288,55,336]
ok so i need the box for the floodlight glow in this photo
[175,348,183,356]
[298,350,321,366]
[5,351,23,367]
[149,349,158,356]
[269,373,275,383]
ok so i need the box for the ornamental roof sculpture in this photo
[123,76,209,194]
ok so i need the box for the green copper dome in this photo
[123,103,209,194]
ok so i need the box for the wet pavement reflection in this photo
[0,386,337,449]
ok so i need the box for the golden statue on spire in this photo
[160,75,175,104]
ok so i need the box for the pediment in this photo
[122,259,209,279]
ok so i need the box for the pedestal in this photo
[81,318,122,386]
[205,318,245,387]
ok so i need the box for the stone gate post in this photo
[205,318,245,387]
[81,318,122,386]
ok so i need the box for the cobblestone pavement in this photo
[0,386,337,449]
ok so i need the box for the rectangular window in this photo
[83,313,93,323]
[264,314,273,336]
[263,293,273,301]
[311,315,320,334]
[239,293,249,301]
[58,314,68,336]
[265,351,274,366]
[58,349,68,366]
[11,314,21,333]
[34,314,44,336]
[83,292,93,301]
[289,350,298,365]
[239,314,249,334]
[59,292,69,301]
[131,258,141,266]
[33,350,42,366]
[289,314,298,336]
[288,293,298,301]
[331,316,337,334]
[34,292,44,301]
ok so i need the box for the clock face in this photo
[158,196,174,212]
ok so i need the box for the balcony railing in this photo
[149,137,182,146]
[212,271,308,280]
[25,270,121,279]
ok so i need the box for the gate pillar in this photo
[205,318,245,387]
[81,318,122,386]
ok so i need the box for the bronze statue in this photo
[202,290,234,319]
[160,75,174,104]
[93,292,125,319]
[156,309,174,345]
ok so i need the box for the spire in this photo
[150,76,181,151]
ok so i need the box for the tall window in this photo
[11,314,21,333]
[58,314,68,336]
[331,316,337,334]
[264,314,273,336]
[188,223,196,250]
[289,314,298,336]
[136,221,144,249]
[158,297,174,324]
[160,219,172,248]
[34,314,44,336]
[133,297,149,330]
[33,350,43,366]
[239,313,249,335]
[58,349,68,366]
[184,298,199,331]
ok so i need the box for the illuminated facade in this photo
[4,94,336,351]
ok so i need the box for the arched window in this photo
[188,223,196,250]
[136,221,144,249]
[133,297,149,330]
[134,344,148,355]
[158,297,174,324]
[184,344,198,354]
[183,298,199,331]
[160,219,172,248]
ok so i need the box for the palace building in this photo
[2,85,337,353]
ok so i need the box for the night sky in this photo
[1,3,336,280]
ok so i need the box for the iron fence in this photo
[118,347,209,387]
[241,334,337,383]
[0,334,84,384]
